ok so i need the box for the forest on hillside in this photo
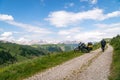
[0,41,76,66]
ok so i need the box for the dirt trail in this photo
[67,45,113,80]
[25,45,113,80]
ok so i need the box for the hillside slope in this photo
[109,35,120,80]
[0,41,46,65]
[32,44,77,52]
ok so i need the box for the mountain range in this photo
[0,39,80,45]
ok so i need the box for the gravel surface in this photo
[67,45,113,80]
[25,45,113,80]
[25,48,101,80]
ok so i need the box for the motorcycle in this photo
[74,42,93,53]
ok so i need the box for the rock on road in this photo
[25,45,113,80]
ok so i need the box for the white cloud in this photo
[74,31,105,42]
[46,8,120,27]
[0,32,14,41]
[1,32,13,37]
[0,14,53,43]
[104,11,120,19]
[0,14,14,21]
[80,0,97,4]
[0,37,14,41]
[95,23,120,36]
[58,27,81,35]
[7,21,52,34]
[57,22,120,42]
[64,2,74,8]
[95,23,120,29]
[0,14,52,35]
[58,28,105,42]
[46,11,74,27]
[0,12,119,43]
[90,0,97,4]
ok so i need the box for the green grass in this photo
[92,42,100,50]
[0,51,83,80]
[0,42,100,80]
[109,35,120,80]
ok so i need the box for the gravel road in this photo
[25,45,113,80]
[67,45,113,80]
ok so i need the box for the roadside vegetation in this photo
[92,42,100,50]
[109,35,120,80]
[32,44,76,52]
[0,51,83,80]
[0,41,46,66]
[0,41,73,67]
[0,41,100,80]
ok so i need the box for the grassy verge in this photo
[109,35,120,80]
[93,42,100,50]
[0,51,83,80]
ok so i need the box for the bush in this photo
[109,35,120,80]
[0,50,16,65]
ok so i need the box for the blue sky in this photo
[0,0,120,44]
